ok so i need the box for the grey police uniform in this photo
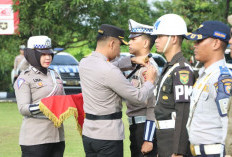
[188,59,231,156]
[14,55,24,70]
[79,51,155,141]
[14,55,29,74]
[154,52,194,156]
[127,57,159,157]
[127,57,159,121]
[14,66,65,146]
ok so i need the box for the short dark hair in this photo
[97,35,110,43]
[142,34,156,50]
[221,40,227,51]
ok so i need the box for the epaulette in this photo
[219,66,231,76]
[22,68,31,74]
[49,68,62,80]
[31,67,40,74]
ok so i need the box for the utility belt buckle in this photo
[190,144,197,156]
[190,143,222,156]
[128,116,146,125]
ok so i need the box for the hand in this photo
[131,55,149,66]
[145,64,157,84]
[171,154,183,157]
[225,155,232,157]
[141,141,153,155]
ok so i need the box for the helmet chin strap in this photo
[162,35,171,53]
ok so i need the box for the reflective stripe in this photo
[29,104,41,115]
[155,63,180,105]
[144,120,156,142]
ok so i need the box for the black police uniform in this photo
[154,52,195,157]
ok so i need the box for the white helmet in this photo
[152,14,187,35]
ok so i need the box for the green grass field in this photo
[0,102,131,157]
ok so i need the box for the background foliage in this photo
[0,0,231,91]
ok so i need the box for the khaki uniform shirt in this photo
[127,57,160,121]
[14,55,24,70]
[14,66,65,145]
[14,55,29,75]
[79,51,155,140]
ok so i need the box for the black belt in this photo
[85,112,122,120]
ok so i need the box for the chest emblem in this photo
[162,95,168,100]
[179,70,189,85]
[37,82,43,87]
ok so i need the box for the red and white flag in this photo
[39,93,85,135]
[0,0,19,35]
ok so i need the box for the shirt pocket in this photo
[160,78,174,107]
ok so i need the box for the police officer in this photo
[79,24,157,157]
[126,19,159,157]
[152,14,195,157]
[13,45,29,82]
[14,36,65,157]
[185,21,232,157]
[225,18,232,157]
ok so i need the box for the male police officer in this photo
[152,14,195,157]
[126,19,159,157]
[13,45,29,82]
[185,21,232,157]
[79,24,157,157]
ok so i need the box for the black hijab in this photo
[24,48,53,75]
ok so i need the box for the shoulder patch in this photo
[221,79,232,95]
[17,78,25,89]
[215,76,232,117]
[179,70,190,85]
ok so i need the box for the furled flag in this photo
[39,93,85,135]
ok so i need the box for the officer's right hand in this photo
[145,64,157,84]
[131,55,148,66]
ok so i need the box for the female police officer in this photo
[14,36,65,157]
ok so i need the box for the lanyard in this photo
[155,63,180,105]
[47,70,58,97]
[186,69,219,130]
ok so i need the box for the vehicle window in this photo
[153,56,166,67]
[51,55,78,65]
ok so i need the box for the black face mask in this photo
[24,48,53,75]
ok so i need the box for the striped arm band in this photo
[29,104,41,115]
[144,120,156,142]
